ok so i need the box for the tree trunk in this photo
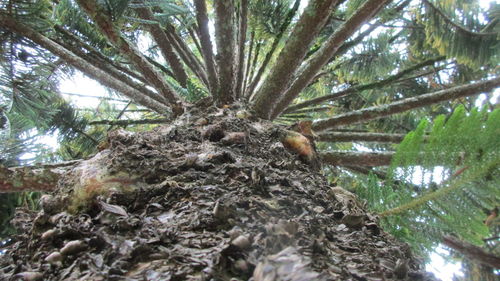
[0,109,437,280]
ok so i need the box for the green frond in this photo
[249,0,294,36]
[418,0,499,68]
[357,106,499,255]
[334,32,402,84]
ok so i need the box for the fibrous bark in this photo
[252,0,340,119]
[0,109,437,281]
[312,77,500,131]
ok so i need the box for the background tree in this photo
[0,0,498,279]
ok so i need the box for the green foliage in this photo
[1,0,499,262]
[416,0,499,68]
[334,32,402,84]
[249,0,294,36]
[356,106,500,255]
[55,0,110,51]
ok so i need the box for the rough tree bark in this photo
[0,108,437,281]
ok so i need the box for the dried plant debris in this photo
[0,106,437,280]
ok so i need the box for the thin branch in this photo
[318,131,406,143]
[89,118,168,126]
[283,57,446,114]
[107,101,131,132]
[0,13,170,114]
[187,26,203,59]
[135,6,188,87]
[214,1,237,104]
[300,6,406,90]
[312,77,500,131]
[321,151,394,167]
[379,163,495,217]
[76,0,184,114]
[54,37,167,105]
[244,40,262,99]
[54,25,150,85]
[235,0,248,99]
[163,23,209,87]
[242,30,255,98]
[443,236,500,269]
[285,106,331,115]
[194,0,218,92]
[145,56,175,78]
[270,0,391,119]
[251,0,340,119]
[0,165,61,192]
[246,0,301,99]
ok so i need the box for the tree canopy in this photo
[0,0,499,275]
